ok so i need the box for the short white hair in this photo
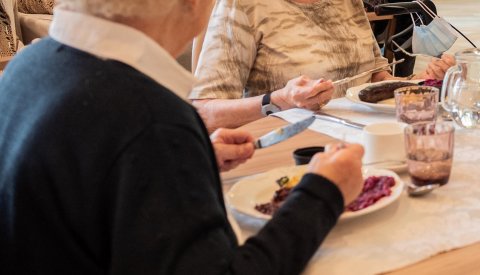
[56,0,176,19]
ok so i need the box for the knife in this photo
[314,112,365,129]
[254,116,315,149]
[333,59,405,86]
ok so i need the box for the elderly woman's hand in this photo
[307,143,365,206]
[272,75,334,111]
[424,53,456,80]
[210,128,255,172]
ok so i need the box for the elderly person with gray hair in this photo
[0,0,365,274]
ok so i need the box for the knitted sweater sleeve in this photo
[108,123,344,275]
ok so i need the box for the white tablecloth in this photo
[232,98,480,274]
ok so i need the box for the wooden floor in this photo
[413,0,480,74]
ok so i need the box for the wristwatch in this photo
[261,93,281,116]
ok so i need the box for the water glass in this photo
[404,122,455,186]
[395,86,439,124]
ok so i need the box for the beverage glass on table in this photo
[404,122,455,186]
[395,86,439,124]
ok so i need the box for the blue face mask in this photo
[393,0,458,58]
[411,11,457,57]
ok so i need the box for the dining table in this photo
[221,96,480,275]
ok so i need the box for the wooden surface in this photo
[221,116,336,184]
[222,116,480,274]
[366,12,394,22]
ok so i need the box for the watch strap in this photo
[262,92,272,106]
[261,93,281,116]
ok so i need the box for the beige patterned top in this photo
[190,0,389,99]
[1,0,20,62]
[18,0,54,14]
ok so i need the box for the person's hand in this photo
[306,143,364,205]
[424,53,456,80]
[272,75,334,111]
[210,128,255,172]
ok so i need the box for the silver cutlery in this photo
[333,59,405,86]
[314,111,365,129]
[407,183,441,197]
[254,116,315,149]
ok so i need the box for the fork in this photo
[333,59,405,86]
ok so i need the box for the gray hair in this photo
[55,0,176,19]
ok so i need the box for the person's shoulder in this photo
[5,37,200,129]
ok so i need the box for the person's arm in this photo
[190,0,259,130]
[231,143,364,274]
[194,78,333,132]
[190,1,333,132]
[107,120,363,274]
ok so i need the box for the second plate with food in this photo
[345,80,422,113]
[226,165,404,221]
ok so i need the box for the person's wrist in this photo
[270,89,290,110]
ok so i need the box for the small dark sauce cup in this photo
[292,146,325,165]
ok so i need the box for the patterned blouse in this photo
[18,0,54,14]
[190,0,389,99]
[1,0,53,62]
[0,0,20,62]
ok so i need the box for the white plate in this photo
[364,162,407,173]
[345,80,422,113]
[226,165,404,221]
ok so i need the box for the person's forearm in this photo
[193,97,266,132]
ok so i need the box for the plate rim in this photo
[226,165,404,221]
[364,162,408,173]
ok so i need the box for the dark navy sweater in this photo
[0,38,344,275]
